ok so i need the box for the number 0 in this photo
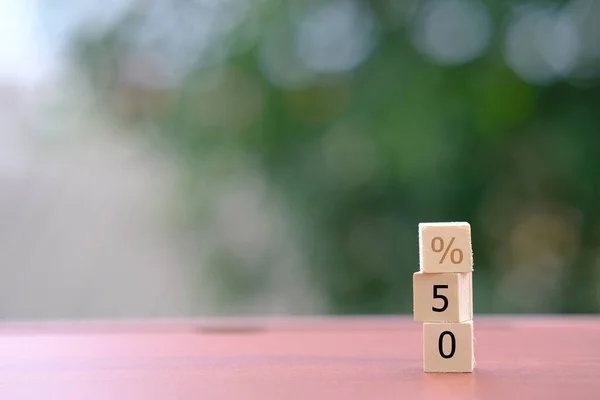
[438,331,456,359]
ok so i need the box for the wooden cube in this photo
[413,272,472,323]
[419,222,473,273]
[423,321,474,372]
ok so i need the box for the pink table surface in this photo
[0,316,598,399]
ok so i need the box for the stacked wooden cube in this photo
[413,222,474,372]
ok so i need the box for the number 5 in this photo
[432,285,448,312]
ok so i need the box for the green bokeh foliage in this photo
[72,0,600,314]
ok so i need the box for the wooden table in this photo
[0,316,598,399]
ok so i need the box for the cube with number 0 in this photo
[423,321,474,372]
[419,222,473,273]
[413,272,472,323]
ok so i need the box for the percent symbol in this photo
[431,237,464,264]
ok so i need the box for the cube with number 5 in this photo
[413,272,472,323]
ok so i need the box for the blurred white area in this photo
[295,0,377,74]
[0,0,194,319]
[0,0,325,318]
[503,0,600,84]
[567,0,600,79]
[0,82,198,319]
[0,0,131,86]
[117,0,254,87]
[504,5,579,84]
[0,0,54,85]
[259,0,378,88]
[411,0,492,66]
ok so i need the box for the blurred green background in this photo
[1,0,600,318]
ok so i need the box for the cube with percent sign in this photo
[413,272,472,323]
[419,222,473,273]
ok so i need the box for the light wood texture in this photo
[423,321,474,373]
[419,222,473,273]
[413,272,472,322]
[1,317,600,399]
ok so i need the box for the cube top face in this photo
[423,321,474,373]
[419,222,473,273]
[413,272,472,323]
